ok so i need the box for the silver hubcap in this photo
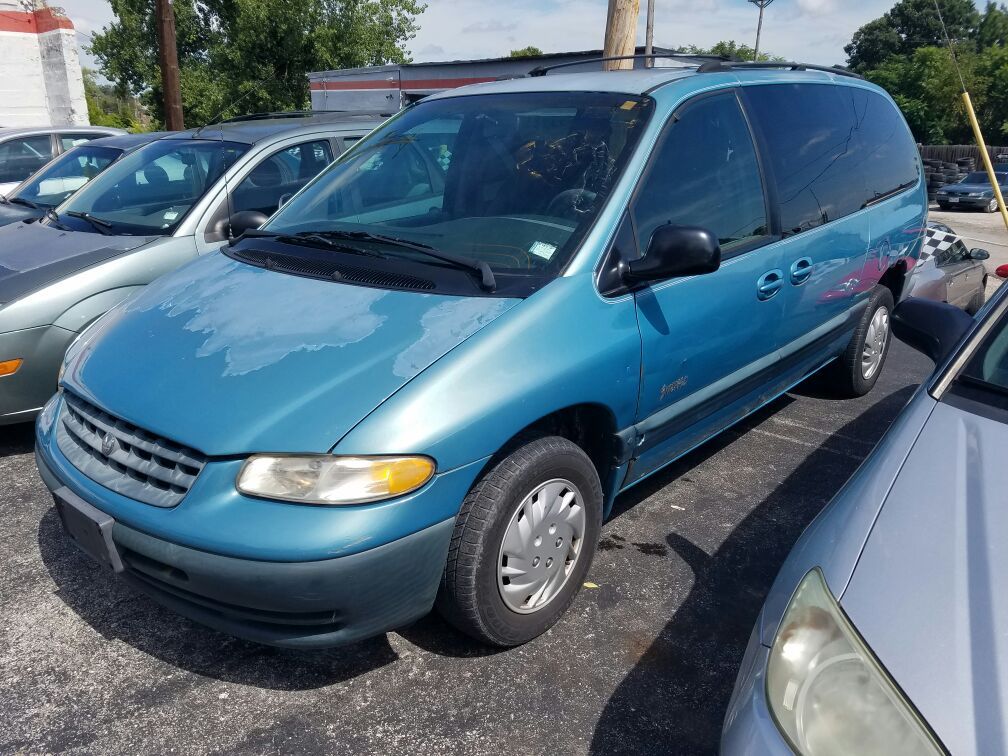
[992,199,999,212]
[861,306,889,380]
[497,478,586,614]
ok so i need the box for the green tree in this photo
[509,46,543,58]
[89,0,426,127]
[846,0,979,72]
[82,68,144,130]
[978,1,1008,48]
[681,40,780,62]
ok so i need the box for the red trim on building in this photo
[0,7,74,34]
[310,76,496,92]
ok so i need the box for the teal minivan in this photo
[36,59,927,648]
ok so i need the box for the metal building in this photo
[308,46,676,114]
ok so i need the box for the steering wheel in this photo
[545,188,597,220]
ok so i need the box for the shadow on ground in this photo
[589,383,916,755]
[1,422,34,457]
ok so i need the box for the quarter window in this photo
[632,93,768,256]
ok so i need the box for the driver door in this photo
[627,90,785,484]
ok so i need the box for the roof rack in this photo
[527,53,730,77]
[219,110,394,123]
[696,60,864,79]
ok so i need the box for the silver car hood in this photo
[841,399,1008,754]
[0,221,155,305]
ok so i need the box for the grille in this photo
[231,247,436,291]
[56,392,207,508]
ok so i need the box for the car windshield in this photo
[961,171,1008,185]
[57,138,247,235]
[961,309,1008,393]
[12,144,121,207]
[264,92,653,274]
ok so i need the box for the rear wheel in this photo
[436,435,602,646]
[824,286,894,398]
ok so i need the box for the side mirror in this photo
[892,297,975,364]
[278,193,293,210]
[228,210,269,238]
[970,247,991,261]
[622,225,721,284]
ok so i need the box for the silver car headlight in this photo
[236,454,435,505]
[766,570,942,755]
[969,192,983,198]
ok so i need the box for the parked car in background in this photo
[0,126,127,196]
[721,283,1008,756]
[904,221,989,313]
[0,133,171,228]
[0,112,381,424]
[35,63,926,650]
[935,170,1008,212]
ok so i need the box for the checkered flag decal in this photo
[920,227,957,262]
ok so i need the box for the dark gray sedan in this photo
[722,282,1006,755]
[904,221,989,314]
[936,170,1008,212]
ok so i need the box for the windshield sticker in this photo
[529,241,558,261]
[163,210,179,221]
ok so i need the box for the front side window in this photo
[0,135,53,184]
[231,140,333,216]
[265,92,653,277]
[58,139,247,235]
[14,144,120,207]
[632,92,768,255]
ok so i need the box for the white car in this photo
[0,126,126,196]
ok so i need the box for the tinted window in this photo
[745,84,871,235]
[632,92,767,254]
[856,89,920,203]
[231,140,333,216]
[0,135,53,184]
[15,144,120,207]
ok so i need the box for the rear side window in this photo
[744,84,918,237]
[632,92,768,255]
[0,134,53,184]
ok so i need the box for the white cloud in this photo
[795,0,838,15]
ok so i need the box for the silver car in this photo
[722,284,1006,754]
[904,221,990,314]
[0,126,126,196]
[0,112,382,424]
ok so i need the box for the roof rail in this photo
[219,109,395,123]
[527,53,730,77]
[696,60,864,80]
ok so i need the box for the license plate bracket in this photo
[54,486,123,573]
[949,197,959,203]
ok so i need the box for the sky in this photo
[58,0,907,75]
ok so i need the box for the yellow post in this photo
[962,91,1008,233]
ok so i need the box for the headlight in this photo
[969,192,983,198]
[236,454,435,505]
[766,570,942,755]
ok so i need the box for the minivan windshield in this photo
[11,144,121,208]
[56,138,247,235]
[264,92,653,275]
[961,171,1008,185]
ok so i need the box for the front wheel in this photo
[987,198,999,213]
[436,435,603,646]
[824,286,894,398]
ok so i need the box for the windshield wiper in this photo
[7,196,38,209]
[317,230,497,292]
[66,210,113,235]
[243,229,386,258]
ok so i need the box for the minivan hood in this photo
[0,221,155,305]
[840,400,1008,754]
[65,252,519,455]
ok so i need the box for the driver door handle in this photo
[757,269,784,301]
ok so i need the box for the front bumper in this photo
[35,397,484,648]
[0,324,75,425]
[936,196,991,209]
[721,617,793,755]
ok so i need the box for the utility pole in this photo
[644,0,655,68]
[603,0,640,71]
[749,0,774,61]
[155,0,184,130]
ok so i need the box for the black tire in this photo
[823,286,894,398]
[436,435,603,646]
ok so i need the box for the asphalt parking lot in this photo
[0,338,937,755]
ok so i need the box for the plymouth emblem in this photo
[100,432,116,457]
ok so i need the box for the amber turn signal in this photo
[0,358,23,377]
